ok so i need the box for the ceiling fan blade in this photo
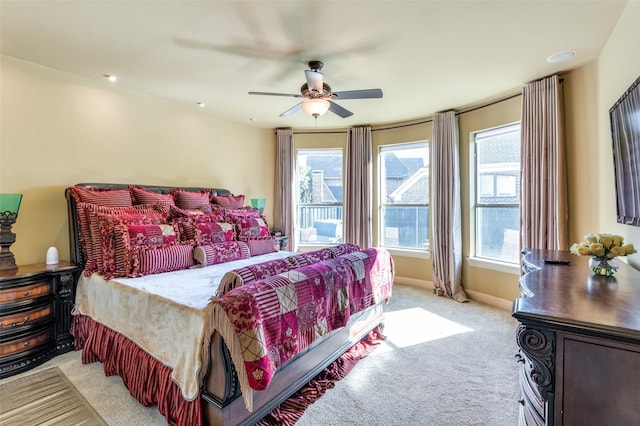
[304,70,324,92]
[280,102,303,117]
[249,91,302,98]
[332,89,383,100]
[328,101,353,118]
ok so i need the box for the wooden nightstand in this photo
[0,261,80,378]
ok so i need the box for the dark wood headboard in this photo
[65,183,232,267]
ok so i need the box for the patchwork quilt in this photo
[211,247,394,411]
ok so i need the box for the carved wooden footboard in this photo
[201,303,384,426]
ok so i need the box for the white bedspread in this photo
[73,250,294,401]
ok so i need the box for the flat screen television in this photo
[610,75,640,227]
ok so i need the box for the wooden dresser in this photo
[0,262,80,378]
[513,249,640,425]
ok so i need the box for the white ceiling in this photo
[0,1,627,130]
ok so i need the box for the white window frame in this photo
[378,141,430,256]
[469,123,521,274]
[295,148,344,247]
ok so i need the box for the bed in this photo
[65,183,394,426]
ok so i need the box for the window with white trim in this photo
[379,141,429,250]
[473,123,521,263]
[296,149,343,245]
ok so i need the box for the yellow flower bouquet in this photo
[570,233,637,275]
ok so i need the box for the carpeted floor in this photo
[0,284,520,425]
[297,285,520,425]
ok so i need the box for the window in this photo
[379,141,429,250]
[473,123,521,263]
[296,149,343,245]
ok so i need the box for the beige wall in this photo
[563,1,640,269]
[459,96,522,301]
[596,1,640,270]
[564,63,601,243]
[2,1,638,302]
[0,57,275,265]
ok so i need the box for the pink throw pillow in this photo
[211,195,245,208]
[129,185,175,206]
[69,186,132,207]
[170,188,212,212]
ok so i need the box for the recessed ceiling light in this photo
[197,102,205,108]
[547,51,576,63]
[103,74,117,82]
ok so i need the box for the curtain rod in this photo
[287,91,522,135]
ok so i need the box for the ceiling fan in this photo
[248,60,383,119]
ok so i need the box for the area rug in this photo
[0,366,107,426]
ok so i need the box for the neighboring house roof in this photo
[381,153,427,197]
[383,153,410,178]
[325,180,342,201]
[307,152,428,204]
[323,181,339,202]
[400,158,425,176]
[388,167,429,203]
[478,135,520,165]
[309,170,339,203]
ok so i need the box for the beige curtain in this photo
[344,125,372,249]
[431,111,467,302]
[520,75,568,250]
[275,128,296,250]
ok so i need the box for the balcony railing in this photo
[296,204,430,249]
[298,204,343,244]
[380,205,430,250]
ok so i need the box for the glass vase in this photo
[589,256,619,276]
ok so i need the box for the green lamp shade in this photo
[0,194,22,214]
[250,198,266,209]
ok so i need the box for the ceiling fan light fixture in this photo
[301,99,330,118]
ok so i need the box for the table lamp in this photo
[0,193,22,271]
[250,198,266,215]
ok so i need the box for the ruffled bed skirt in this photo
[71,314,202,425]
[71,315,384,426]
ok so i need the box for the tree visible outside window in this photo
[474,123,521,263]
[296,149,343,245]
[379,141,429,250]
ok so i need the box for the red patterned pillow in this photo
[97,212,168,277]
[246,237,277,256]
[233,216,270,239]
[102,222,181,279]
[68,186,132,206]
[211,195,245,208]
[126,223,177,246]
[193,241,250,267]
[194,222,236,245]
[169,188,212,212]
[129,185,175,206]
[76,203,166,276]
[170,206,229,242]
[224,207,261,220]
[169,205,225,223]
[129,243,195,277]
